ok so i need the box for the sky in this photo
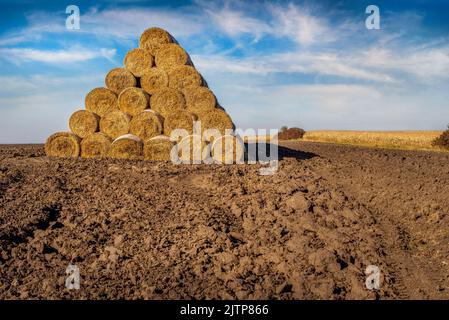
[0,0,448,143]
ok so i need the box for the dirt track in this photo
[0,142,448,299]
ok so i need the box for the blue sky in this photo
[0,0,448,143]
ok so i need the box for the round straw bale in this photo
[105,68,137,94]
[123,48,154,77]
[139,27,174,56]
[168,65,203,91]
[118,87,149,116]
[183,86,216,116]
[177,134,209,163]
[163,110,197,137]
[108,134,143,160]
[69,110,99,138]
[143,135,176,161]
[155,43,190,70]
[45,132,80,158]
[100,110,131,139]
[85,87,118,117]
[140,68,169,95]
[201,109,235,140]
[211,135,245,164]
[80,133,112,159]
[149,87,186,118]
[129,110,163,141]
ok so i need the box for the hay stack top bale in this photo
[45,132,80,158]
[100,110,131,139]
[69,110,99,138]
[124,48,154,77]
[85,87,118,117]
[140,68,169,95]
[105,68,137,94]
[155,43,190,70]
[143,135,176,161]
[184,86,217,117]
[129,110,163,141]
[139,27,173,56]
[168,65,203,91]
[201,109,235,140]
[118,87,149,116]
[150,87,186,118]
[80,132,112,159]
[109,134,143,160]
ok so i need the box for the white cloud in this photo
[205,6,270,42]
[358,46,449,79]
[192,51,396,83]
[269,3,333,46]
[0,47,116,64]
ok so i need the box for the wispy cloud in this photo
[269,3,333,46]
[193,52,397,83]
[0,47,116,64]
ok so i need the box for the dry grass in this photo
[184,86,216,117]
[139,27,173,56]
[129,110,163,141]
[143,135,175,161]
[100,111,131,139]
[155,43,191,70]
[85,87,118,117]
[163,110,197,137]
[45,132,80,158]
[80,133,112,159]
[168,65,203,91]
[109,134,143,160]
[301,130,446,152]
[201,109,235,141]
[105,68,137,94]
[118,87,149,116]
[69,110,99,138]
[140,68,169,95]
[150,87,186,118]
[124,48,154,77]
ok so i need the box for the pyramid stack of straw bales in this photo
[45,27,243,163]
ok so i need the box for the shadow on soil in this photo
[245,143,317,162]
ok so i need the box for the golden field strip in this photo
[301,130,446,152]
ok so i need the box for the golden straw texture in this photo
[45,132,80,158]
[69,110,99,138]
[168,65,202,91]
[149,87,186,118]
[108,134,143,160]
[100,110,131,139]
[123,48,154,77]
[155,43,190,70]
[80,133,112,159]
[85,87,118,117]
[129,110,164,141]
[105,68,137,94]
[118,87,150,116]
[139,27,173,56]
[140,68,169,95]
[143,135,176,161]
